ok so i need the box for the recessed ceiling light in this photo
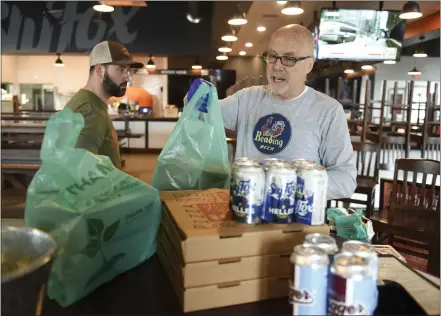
[361,65,374,70]
[344,69,354,74]
[384,60,396,64]
[218,47,232,53]
[239,51,246,56]
[257,26,266,32]
[277,1,287,4]
[245,42,253,47]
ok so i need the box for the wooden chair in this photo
[328,142,380,217]
[371,158,440,276]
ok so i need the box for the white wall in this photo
[0,54,168,110]
[372,56,440,122]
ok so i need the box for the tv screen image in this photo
[317,9,405,61]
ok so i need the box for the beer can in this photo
[303,233,339,263]
[327,253,378,316]
[230,165,265,224]
[295,166,328,225]
[289,244,329,315]
[262,158,290,170]
[341,240,379,281]
[262,164,297,223]
[291,159,316,170]
[232,158,259,169]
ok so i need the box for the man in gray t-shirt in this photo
[187,24,356,200]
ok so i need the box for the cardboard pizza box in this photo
[157,236,289,313]
[158,224,291,288]
[159,188,330,263]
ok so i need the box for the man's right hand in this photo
[187,78,212,102]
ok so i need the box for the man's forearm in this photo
[326,166,357,200]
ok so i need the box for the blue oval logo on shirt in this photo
[253,113,291,154]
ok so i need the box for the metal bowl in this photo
[2,224,57,316]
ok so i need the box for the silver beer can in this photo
[262,164,297,223]
[230,164,266,224]
[295,165,328,225]
[341,240,379,281]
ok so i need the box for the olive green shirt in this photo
[65,89,121,169]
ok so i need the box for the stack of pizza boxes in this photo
[157,188,330,312]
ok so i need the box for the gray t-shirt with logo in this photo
[219,85,357,200]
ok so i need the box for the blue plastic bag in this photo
[24,108,161,307]
[152,82,231,190]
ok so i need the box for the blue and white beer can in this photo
[295,165,328,225]
[289,244,330,315]
[230,164,265,224]
[327,253,378,316]
[262,164,297,223]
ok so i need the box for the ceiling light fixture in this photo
[221,33,238,42]
[361,65,374,70]
[408,67,422,76]
[245,42,253,47]
[281,1,304,15]
[216,54,229,61]
[239,51,246,56]
[54,53,64,67]
[93,2,114,13]
[383,60,396,64]
[192,58,202,70]
[257,26,266,32]
[218,46,232,53]
[399,1,422,19]
[344,69,354,74]
[277,1,287,4]
[146,55,156,69]
[413,49,427,58]
[228,13,247,25]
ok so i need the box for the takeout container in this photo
[1,225,57,316]
[157,188,330,312]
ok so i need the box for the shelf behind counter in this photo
[1,112,179,153]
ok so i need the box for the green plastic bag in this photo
[24,108,161,307]
[152,82,231,190]
[327,208,369,241]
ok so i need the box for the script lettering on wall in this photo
[1,1,140,53]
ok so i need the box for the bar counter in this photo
[1,112,179,153]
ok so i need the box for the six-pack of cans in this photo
[289,234,379,316]
[230,157,328,225]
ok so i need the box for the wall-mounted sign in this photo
[1,1,213,55]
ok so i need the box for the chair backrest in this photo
[424,137,440,161]
[379,135,406,171]
[352,141,380,181]
[389,158,440,235]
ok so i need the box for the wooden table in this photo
[39,237,439,316]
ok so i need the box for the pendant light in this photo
[192,58,202,70]
[281,1,304,15]
[383,60,396,64]
[228,3,247,25]
[216,53,229,61]
[93,1,114,13]
[54,53,64,67]
[399,1,422,19]
[413,36,428,57]
[218,46,232,53]
[221,29,238,42]
[408,67,422,76]
[146,55,156,69]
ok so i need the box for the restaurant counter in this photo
[1,112,179,152]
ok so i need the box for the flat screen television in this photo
[317,8,405,61]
